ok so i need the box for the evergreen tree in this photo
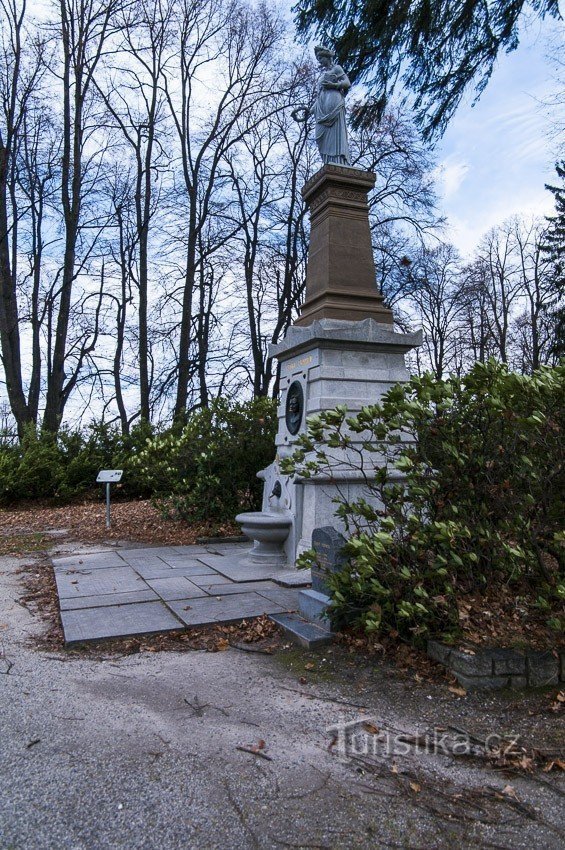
[544,161,565,358]
[294,1,561,138]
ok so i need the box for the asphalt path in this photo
[1,546,563,849]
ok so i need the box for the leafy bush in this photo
[58,421,154,499]
[284,361,564,645]
[0,425,65,502]
[133,397,277,523]
[0,421,154,504]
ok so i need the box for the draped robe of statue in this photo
[313,64,351,166]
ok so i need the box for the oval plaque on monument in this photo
[285,381,304,435]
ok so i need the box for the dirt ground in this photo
[0,503,564,849]
[0,497,240,554]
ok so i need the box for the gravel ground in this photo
[0,545,564,850]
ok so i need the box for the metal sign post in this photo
[96,470,123,529]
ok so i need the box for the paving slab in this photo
[60,588,159,611]
[255,587,300,610]
[195,580,281,595]
[51,552,128,572]
[55,566,145,599]
[129,565,180,580]
[117,546,179,559]
[274,568,312,587]
[188,573,237,587]
[197,552,290,583]
[61,601,183,644]
[202,543,251,554]
[53,544,303,643]
[165,592,288,626]
[117,556,170,569]
[145,576,208,601]
[157,561,219,576]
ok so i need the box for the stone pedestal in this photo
[269,318,421,559]
[296,165,393,327]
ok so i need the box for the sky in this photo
[432,12,564,257]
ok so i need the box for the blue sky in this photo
[433,12,564,257]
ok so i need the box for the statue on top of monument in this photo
[292,45,351,166]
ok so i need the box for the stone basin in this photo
[235,511,292,564]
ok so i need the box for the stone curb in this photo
[428,640,564,691]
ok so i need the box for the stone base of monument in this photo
[269,318,421,560]
[269,527,345,649]
[269,612,335,649]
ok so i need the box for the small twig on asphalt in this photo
[278,684,368,710]
[236,745,273,761]
[183,695,206,716]
[447,724,487,746]
[0,643,13,674]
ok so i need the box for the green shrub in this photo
[133,397,277,523]
[284,361,564,644]
[0,425,64,502]
[0,420,155,504]
[58,421,154,499]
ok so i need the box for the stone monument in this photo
[237,47,421,586]
[297,526,347,634]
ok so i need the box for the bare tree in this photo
[42,0,121,433]
[472,222,525,364]
[407,243,464,379]
[351,108,444,311]
[0,0,49,435]
[510,217,560,371]
[224,64,312,397]
[96,0,171,422]
[161,0,281,416]
[458,258,498,366]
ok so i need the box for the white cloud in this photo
[433,13,562,257]
[433,158,470,199]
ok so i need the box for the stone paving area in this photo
[52,543,309,644]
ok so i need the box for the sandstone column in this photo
[296,165,393,326]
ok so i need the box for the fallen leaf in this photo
[501,784,518,799]
[448,685,467,697]
[304,662,315,670]
[409,781,421,793]
[543,759,565,772]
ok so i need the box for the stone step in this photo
[298,588,332,630]
[269,612,335,649]
[273,569,312,588]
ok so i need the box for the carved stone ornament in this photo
[285,381,304,435]
[308,187,366,212]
